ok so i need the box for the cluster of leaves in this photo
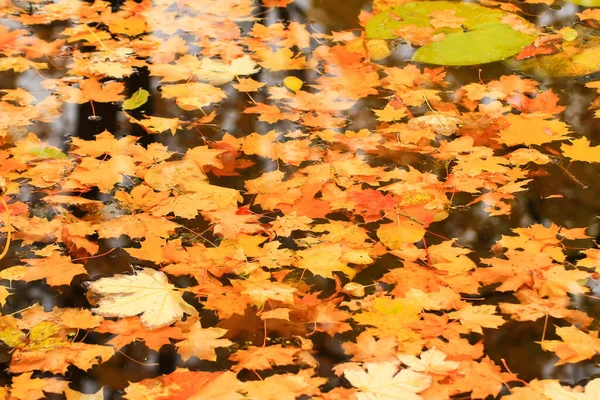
[0,0,600,398]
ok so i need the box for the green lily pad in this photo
[122,88,149,110]
[29,147,68,159]
[366,1,537,66]
[567,0,600,6]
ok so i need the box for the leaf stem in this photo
[83,24,107,51]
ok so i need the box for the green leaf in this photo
[365,1,536,66]
[122,88,149,110]
[29,147,68,159]
[567,0,600,6]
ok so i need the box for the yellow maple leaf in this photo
[294,244,356,279]
[561,137,600,163]
[161,82,227,110]
[130,115,181,135]
[540,326,600,365]
[373,103,407,122]
[232,77,266,92]
[447,304,505,334]
[498,114,570,146]
[257,48,307,71]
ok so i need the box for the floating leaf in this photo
[196,55,260,86]
[283,76,303,92]
[29,147,68,159]
[365,39,391,61]
[366,1,536,65]
[568,0,600,6]
[515,36,600,77]
[87,268,197,329]
[122,88,150,110]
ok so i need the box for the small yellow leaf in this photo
[366,39,391,61]
[283,76,303,92]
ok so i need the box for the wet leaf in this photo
[568,0,600,6]
[28,147,68,159]
[87,268,197,329]
[343,362,432,400]
[283,76,303,92]
[122,88,150,110]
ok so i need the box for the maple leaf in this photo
[144,158,207,191]
[69,156,136,192]
[185,145,228,169]
[9,373,69,400]
[124,370,244,400]
[0,252,87,286]
[294,244,356,279]
[542,378,600,400]
[447,305,505,334]
[498,114,570,146]
[0,57,47,73]
[243,372,327,400]
[96,317,185,350]
[96,214,178,240]
[352,297,423,345]
[499,289,591,326]
[230,345,300,371]
[377,219,426,249]
[342,332,398,362]
[428,240,477,276]
[257,48,307,71]
[129,115,181,135]
[540,326,600,365]
[56,77,126,103]
[2,0,600,394]
[10,342,114,374]
[233,77,266,92]
[536,265,590,298]
[507,89,565,114]
[561,137,600,163]
[374,103,407,122]
[452,357,518,399]
[87,268,197,329]
[160,82,227,110]
[397,347,459,375]
[175,321,233,362]
[240,280,297,306]
[196,55,260,85]
[18,305,103,330]
[124,234,172,264]
[430,9,467,29]
[343,362,432,400]
[0,26,28,56]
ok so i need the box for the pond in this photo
[1,0,600,398]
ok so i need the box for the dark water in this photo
[1,0,600,397]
